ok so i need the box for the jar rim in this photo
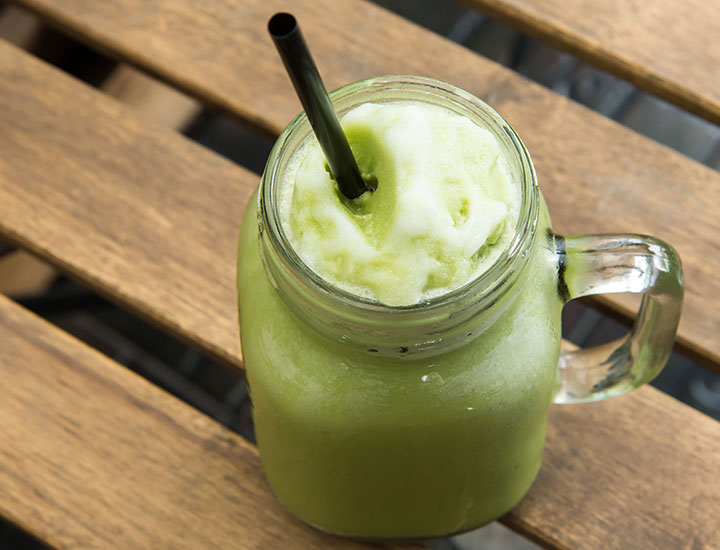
[261,75,537,311]
[258,76,539,354]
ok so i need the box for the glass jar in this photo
[236,76,684,540]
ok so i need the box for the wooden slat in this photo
[0,39,719,550]
[0,5,201,131]
[0,6,200,298]
[7,0,720,372]
[512,384,720,549]
[0,6,56,298]
[0,294,415,550]
[102,64,201,129]
[0,4,41,48]
[0,39,246,366]
[462,0,720,125]
[0,251,55,297]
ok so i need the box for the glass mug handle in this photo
[552,233,684,404]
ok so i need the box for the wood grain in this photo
[0,294,417,550]
[511,385,720,549]
[0,6,56,298]
[0,38,247,366]
[7,0,720,372]
[0,250,55,297]
[0,6,200,298]
[0,4,41,48]
[102,64,201,129]
[0,38,719,550]
[461,0,720,124]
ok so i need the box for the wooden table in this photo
[1,1,719,548]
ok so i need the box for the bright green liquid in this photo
[237,193,562,538]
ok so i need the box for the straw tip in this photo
[268,12,297,39]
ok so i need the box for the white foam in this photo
[278,101,520,306]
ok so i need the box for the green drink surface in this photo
[280,102,519,306]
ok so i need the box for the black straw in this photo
[268,13,367,199]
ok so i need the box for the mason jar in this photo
[236,76,684,540]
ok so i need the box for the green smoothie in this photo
[281,102,519,306]
[237,84,563,538]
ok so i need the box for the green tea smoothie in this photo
[237,83,563,538]
[280,102,519,305]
